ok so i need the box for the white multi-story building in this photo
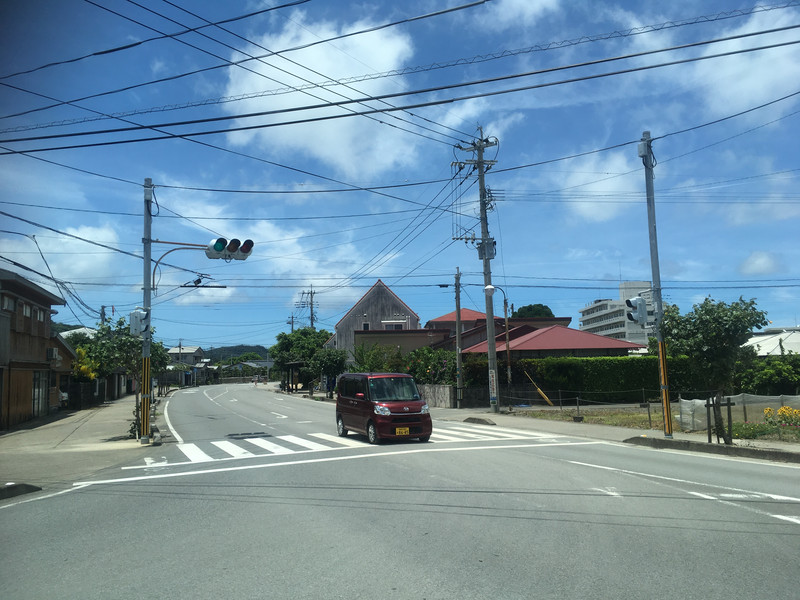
[579,281,653,345]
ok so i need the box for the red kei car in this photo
[335,373,432,443]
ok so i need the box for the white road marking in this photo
[244,438,294,455]
[688,491,716,500]
[430,432,474,442]
[569,459,800,526]
[310,433,368,448]
[277,435,330,451]
[456,423,563,438]
[592,487,622,497]
[163,400,183,444]
[77,441,605,487]
[177,443,214,463]
[211,440,254,458]
[271,412,288,419]
[774,515,800,525]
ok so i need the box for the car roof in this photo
[340,373,412,378]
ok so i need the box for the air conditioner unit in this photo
[46,348,59,361]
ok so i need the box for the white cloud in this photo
[222,11,416,180]
[739,250,780,275]
[553,150,641,222]
[690,10,800,121]
[484,0,561,31]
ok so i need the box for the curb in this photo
[464,416,497,426]
[0,482,43,500]
[623,435,800,464]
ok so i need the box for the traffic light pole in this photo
[141,178,153,443]
[639,132,673,438]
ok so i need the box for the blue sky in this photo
[1,0,799,351]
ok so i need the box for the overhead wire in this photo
[112,0,461,147]
[0,0,490,120]
[3,1,794,133]
[5,28,799,154]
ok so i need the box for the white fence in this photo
[679,393,800,431]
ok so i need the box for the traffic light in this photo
[234,239,254,260]
[205,237,254,260]
[205,237,227,259]
[129,309,150,336]
[625,296,648,325]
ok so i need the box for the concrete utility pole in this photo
[455,268,463,409]
[141,178,153,443]
[638,131,673,438]
[296,287,316,329]
[457,128,499,412]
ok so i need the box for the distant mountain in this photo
[204,345,270,363]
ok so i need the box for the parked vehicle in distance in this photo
[336,373,432,443]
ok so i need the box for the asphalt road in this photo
[2,384,798,599]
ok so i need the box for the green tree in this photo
[351,343,404,373]
[405,347,457,384]
[269,327,332,389]
[737,355,800,396]
[659,297,768,443]
[79,317,170,403]
[512,303,554,318]
[309,347,348,397]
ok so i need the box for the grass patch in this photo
[513,406,677,430]
[732,422,800,442]
[513,406,799,444]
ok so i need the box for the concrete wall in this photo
[418,383,455,408]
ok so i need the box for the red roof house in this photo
[463,325,645,358]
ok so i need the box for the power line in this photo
[5,31,798,154]
[0,0,490,121]
[0,0,312,81]
[5,2,795,134]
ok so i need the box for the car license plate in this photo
[395,427,410,435]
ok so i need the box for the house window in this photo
[362,323,369,330]
[384,324,403,330]
[23,303,31,317]
[32,371,48,417]
[1,296,15,311]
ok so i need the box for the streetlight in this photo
[485,285,512,396]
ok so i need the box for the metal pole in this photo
[639,132,673,438]
[140,178,153,443]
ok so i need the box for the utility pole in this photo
[455,268,463,409]
[638,131,673,438]
[140,177,153,443]
[457,128,499,412]
[296,286,316,329]
[287,315,295,333]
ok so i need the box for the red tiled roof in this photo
[464,325,646,353]
[427,308,485,322]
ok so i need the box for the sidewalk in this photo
[430,405,800,463]
[0,394,150,500]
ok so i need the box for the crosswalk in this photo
[143,424,564,467]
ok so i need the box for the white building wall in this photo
[579,281,653,345]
